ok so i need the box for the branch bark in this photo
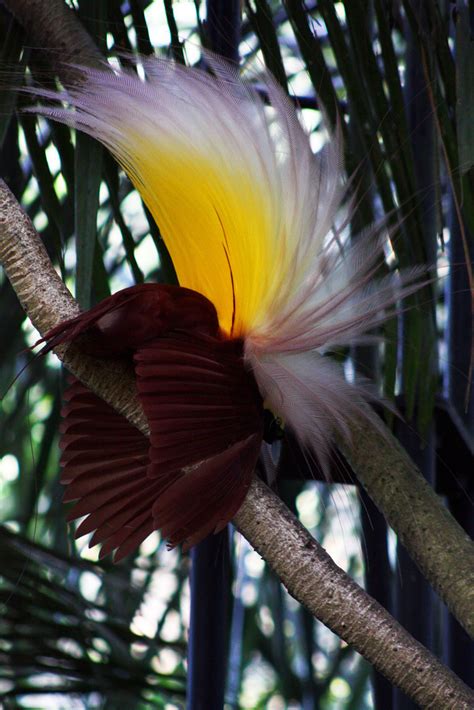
[1,178,473,708]
[3,0,102,83]
[235,478,472,709]
[340,423,474,638]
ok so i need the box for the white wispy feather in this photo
[27,57,423,467]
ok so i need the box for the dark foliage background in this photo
[0,1,472,708]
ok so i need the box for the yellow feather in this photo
[123,137,275,337]
[31,60,343,341]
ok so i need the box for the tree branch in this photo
[235,477,473,708]
[341,423,474,638]
[3,0,102,82]
[1,177,473,708]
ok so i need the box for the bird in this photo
[31,56,421,561]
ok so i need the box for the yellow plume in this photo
[31,58,342,339]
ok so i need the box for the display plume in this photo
[30,58,421,561]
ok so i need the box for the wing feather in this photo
[60,380,159,560]
[59,331,263,560]
[135,332,263,481]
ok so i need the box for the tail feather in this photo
[245,227,426,467]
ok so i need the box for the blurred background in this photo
[0,1,472,708]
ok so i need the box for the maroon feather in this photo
[134,332,264,547]
[135,332,263,477]
[153,433,263,550]
[51,284,264,560]
[37,283,220,356]
[59,379,157,560]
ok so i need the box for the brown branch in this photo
[3,0,102,83]
[1,177,473,708]
[340,422,474,639]
[235,477,473,708]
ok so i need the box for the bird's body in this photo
[33,57,422,559]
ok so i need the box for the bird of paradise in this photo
[32,57,419,561]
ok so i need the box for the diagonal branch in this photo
[1,177,473,708]
[340,422,474,637]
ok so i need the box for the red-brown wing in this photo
[134,331,264,549]
[38,283,219,357]
[152,432,262,550]
[60,379,158,562]
[60,332,263,560]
